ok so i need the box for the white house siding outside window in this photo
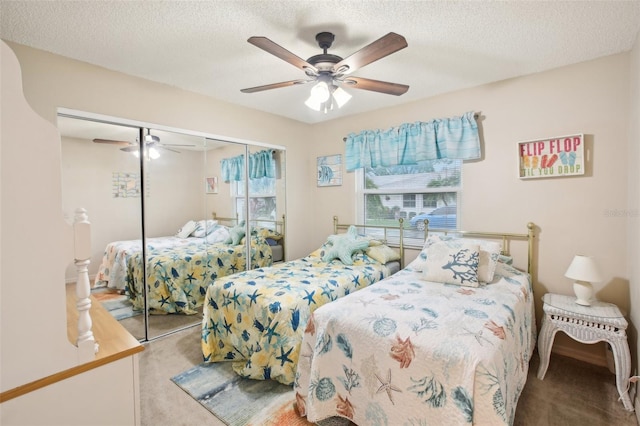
[358,159,461,242]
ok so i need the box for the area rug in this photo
[171,361,314,426]
[91,287,140,321]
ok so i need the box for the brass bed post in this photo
[527,222,535,278]
[281,214,286,261]
[398,217,405,269]
[333,216,339,234]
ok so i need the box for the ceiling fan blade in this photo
[332,32,407,75]
[241,79,312,93]
[158,146,181,154]
[120,146,138,152]
[248,36,317,74]
[343,77,409,96]
[93,138,131,146]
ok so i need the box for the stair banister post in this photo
[74,207,98,361]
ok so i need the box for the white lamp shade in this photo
[332,86,352,108]
[304,96,322,111]
[148,147,160,159]
[565,255,602,306]
[305,79,351,113]
[564,255,602,282]
[309,81,330,103]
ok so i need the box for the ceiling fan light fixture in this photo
[149,147,160,160]
[304,96,321,111]
[309,81,330,103]
[332,86,352,108]
[145,133,160,144]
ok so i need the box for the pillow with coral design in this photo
[423,241,480,287]
[410,235,501,283]
[321,226,369,265]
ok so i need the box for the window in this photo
[403,194,416,208]
[234,170,277,222]
[359,159,461,240]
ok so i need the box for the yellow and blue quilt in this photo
[201,252,392,385]
[126,236,273,315]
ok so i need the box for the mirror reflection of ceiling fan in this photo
[93,130,193,155]
[241,31,409,111]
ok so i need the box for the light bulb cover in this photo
[149,147,160,159]
[332,86,352,108]
[309,81,330,103]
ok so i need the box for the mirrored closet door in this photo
[59,113,285,342]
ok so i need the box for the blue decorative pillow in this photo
[322,226,369,265]
[423,241,480,287]
[225,221,246,246]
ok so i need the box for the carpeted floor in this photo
[139,326,639,426]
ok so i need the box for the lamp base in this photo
[573,281,593,306]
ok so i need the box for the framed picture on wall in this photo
[317,154,342,187]
[205,176,218,194]
[518,134,584,179]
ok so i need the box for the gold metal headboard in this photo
[424,220,537,277]
[333,216,406,268]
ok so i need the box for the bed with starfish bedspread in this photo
[295,226,537,425]
[201,224,405,385]
[125,234,273,315]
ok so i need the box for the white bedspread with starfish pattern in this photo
[294,261,536,425]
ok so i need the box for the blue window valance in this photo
[221,149,275,182]
[344,111,480,171]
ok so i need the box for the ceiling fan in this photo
[93,131,185,154]
[241,31,409,109]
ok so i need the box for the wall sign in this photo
[205,176,218,194]
[317,154,342,187]
[518,134,584,179]
[112,172,140,198]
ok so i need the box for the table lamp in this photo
[565,255,602,306]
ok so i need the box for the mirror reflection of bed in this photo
[58,113,286,342]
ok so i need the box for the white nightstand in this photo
[536,293,633,411]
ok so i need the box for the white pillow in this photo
[423,241,480,287]
[410,235,501,283]
[191,219,219,238]
[205,226,230,244]
[176,220,197,239]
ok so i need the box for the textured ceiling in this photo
[1,1,639,124]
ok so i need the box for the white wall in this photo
[1,41,77,392]
[308,53,633,365]
[627,29,640,413]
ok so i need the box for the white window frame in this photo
[355,163,462,246]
